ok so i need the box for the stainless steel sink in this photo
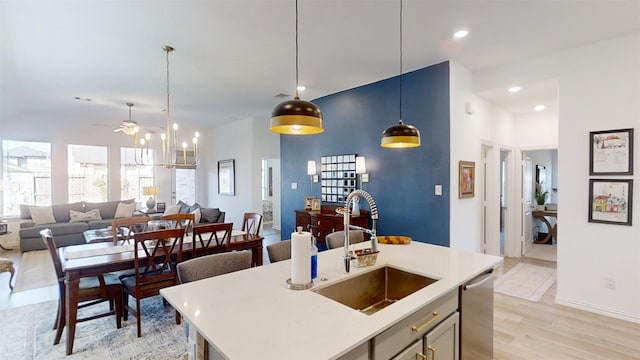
[312,266,438,315]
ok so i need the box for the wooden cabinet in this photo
[295,207,369,245]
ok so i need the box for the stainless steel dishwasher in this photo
[460,268,494,360]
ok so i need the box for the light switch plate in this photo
[291,182,298,190]
[312,175,319,183]
[361,173,369,183]
[435,184,442,196]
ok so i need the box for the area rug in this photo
[0,296,185,359]
[494,263,556,302]
[14,250,57,292]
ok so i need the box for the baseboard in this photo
[555,295,640,324]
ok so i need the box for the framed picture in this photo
[589,128,634,175]
[588,179,633,226]
[218,159,235,196]
[156,202,166,212]
[458,161,475,199]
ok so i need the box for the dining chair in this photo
[40,229,122,350]
[120,228,185,337]
[241,212,263,236]
[266,240,291,263]
[111,216,151,244]
[162,213,195,235]
[177,251,252,284]
[191,222,233,257]
[325,230,365,250]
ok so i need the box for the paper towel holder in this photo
[286,278,314,290]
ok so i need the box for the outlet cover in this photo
[291,182,298,190]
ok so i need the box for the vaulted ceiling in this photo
[1,1,639,132]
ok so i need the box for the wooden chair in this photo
[241,212,262,236]
[162,213,194,234]
[40,229,122,351]
[177,251,252,284]
[111,216,151,244]
[192,222,233,257]
[266,240,291,263]
[325,230,364,250]
[120,228,185,337]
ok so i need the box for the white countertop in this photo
[161,241,502,360]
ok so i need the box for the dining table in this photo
[58,230,263,355]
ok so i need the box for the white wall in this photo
[474,32,640,323]
[449,61,517,254]
[514,111,559,147]
[200,116,280,229]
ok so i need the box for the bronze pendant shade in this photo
[381,119,421,148]
[270,97,323,135]
[269,0,323,135]
[381,0,421,148]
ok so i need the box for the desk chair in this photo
[41,229,122,352]
[266,240,291,263]
[120,228,185,337]
[241,212,263,236]
[325,230,364,250]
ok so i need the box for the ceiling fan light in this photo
[122,126,136,136]
[380,120,421,148]
[270,98,323,135]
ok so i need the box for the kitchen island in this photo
[161,241,502,360]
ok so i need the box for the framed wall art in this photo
[588,179,633,226]
[218,159,235,196]
[458,161,475,199]
[320,154,357,203]
[589,128,634,175]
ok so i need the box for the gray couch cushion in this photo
[19,221,89,239]
[52,202,85,223]
[85,199,134,219]
[88,219,115,229]
[200,208,221,223]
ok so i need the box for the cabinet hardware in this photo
[411,311,440,332]
[417,353,427,360]
[427,345,435,360]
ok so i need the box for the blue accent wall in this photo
[281,61,450,246]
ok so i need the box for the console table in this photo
[295,206,369,245]
[532,210,557,244]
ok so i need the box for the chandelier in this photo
[135,45,200,168]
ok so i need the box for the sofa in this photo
[19,200,137,252]
[19,200,226,252]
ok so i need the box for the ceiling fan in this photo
[113,103,141,135]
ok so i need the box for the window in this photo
[2,140,52,216]
[175,168,195,205]
[68,145,108,203]
[121,148,155,203]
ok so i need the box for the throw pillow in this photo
[189,202,202,212]
[200,208,221,223]
[190,207,202,224]
[69,209,103,222]
[163,204,182,216]
[114,202,136,218]
[177,200,191,214]
[30,206,56,225]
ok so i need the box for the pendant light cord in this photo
[399,0,403,123]
[295,0,300,99]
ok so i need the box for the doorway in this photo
[520,149,558,262]
[261,158,281,230]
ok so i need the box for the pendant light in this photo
[381,0,421,148]
[270,0,323,135]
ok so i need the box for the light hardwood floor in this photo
[495,257,640,360]
[2,242,639,359]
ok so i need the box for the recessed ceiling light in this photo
[296,85,306,91]
[534,105,546,111]
[508,86,521,93]
[453,30,469,39]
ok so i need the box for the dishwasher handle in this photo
[462,269,494,291]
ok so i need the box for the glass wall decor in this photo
[321,154,357,202]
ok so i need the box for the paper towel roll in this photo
[291,231,312,285]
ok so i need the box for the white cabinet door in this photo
[424,312,459,360]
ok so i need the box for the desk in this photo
[532,210,557,244]
[59,232,263,355]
